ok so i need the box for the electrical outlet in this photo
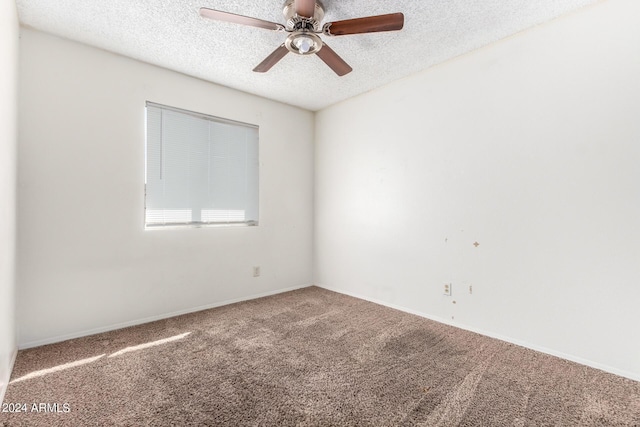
[253,266,260,277]
[469,285,473,294]
[443,283,452,296]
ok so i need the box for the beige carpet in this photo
[1,286,639,426]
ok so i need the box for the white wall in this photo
[18,29,314,347]
[0,0,19,403]
[315,0,640,380]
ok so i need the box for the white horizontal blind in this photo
[145,102,259,227]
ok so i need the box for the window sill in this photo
[144,221,258,230]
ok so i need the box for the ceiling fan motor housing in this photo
[282,0,325,27]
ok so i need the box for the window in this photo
[145,102,259,228]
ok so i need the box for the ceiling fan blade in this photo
[316,43,352,76]
[294,0,316,18]
[324,13,404,36]
[199,8,285,31]
[253,44,289,73]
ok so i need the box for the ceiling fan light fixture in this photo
[294,36,313,53]
[285,32,322,55]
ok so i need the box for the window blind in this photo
[145,102,259,227]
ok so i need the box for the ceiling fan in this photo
[199,0,404,76]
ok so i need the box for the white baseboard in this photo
[19,284,311,350]
[0,346,18,405]
[317,284,640,383]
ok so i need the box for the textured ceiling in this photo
[16,0,598,111]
